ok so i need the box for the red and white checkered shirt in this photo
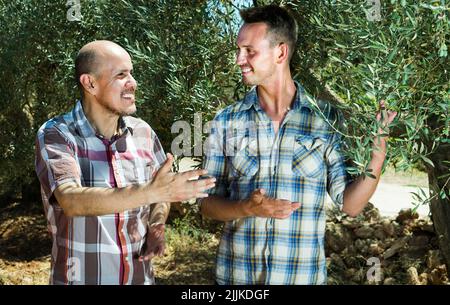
[35,100,166,284]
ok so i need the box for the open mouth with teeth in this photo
[241,67,253,75]
[121,92,135,101]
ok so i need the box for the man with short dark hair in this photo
[200,5,396,284]
[35,40,216,284]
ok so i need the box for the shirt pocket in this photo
[292,135,325,179]
[229,136,259,177]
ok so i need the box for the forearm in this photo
[55,182,161,217]
[200,195,249,222]
[149,202,170,225]
[343,139,386,217]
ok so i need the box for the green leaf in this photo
[439,43,447,58]
[420,155,435,168]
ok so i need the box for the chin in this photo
[242,77,254,86]
[124,106,137,115]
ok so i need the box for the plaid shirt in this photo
[35,100,166,285]
[203,82,350,284]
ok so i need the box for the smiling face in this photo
[236,22,278,86]
[91,47,137,116]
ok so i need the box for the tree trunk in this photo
[428,140,450,276]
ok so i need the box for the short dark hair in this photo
[74,49,98,92]
[240,4,298,61]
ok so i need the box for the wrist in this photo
[145,181,162,204]
[239,198,252,217]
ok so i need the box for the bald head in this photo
[75,40,130,92]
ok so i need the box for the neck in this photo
[82,96,120,140]
[257,70,296,116]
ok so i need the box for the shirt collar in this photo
[239,81,313,112]
[72,100,134,139]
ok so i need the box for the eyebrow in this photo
[114,69,132,74]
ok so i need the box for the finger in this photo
[291,202,301,210]
[259,188,266,196]
[195,192,209,198]
[189,178,216,189]
[139,252,155,262]
[197,183,216,193]
[158,153,174,174]
[273,210,293,219]
[182,169,209,179]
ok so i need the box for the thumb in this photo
[158,153,174,174]
[252,188,266,198]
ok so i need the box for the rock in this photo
[426,250,442,269]
[326,223,353,253]
[409,235,430,248]
[344,268,357,279]
[381,220,395,237]
[429,268,444,285]
[329,253,346,269]
[369,243,383,256]
[354,225,375,239]
[355,239,366,251]
[418,220,434,233]
[341,219,360,229]
[373,225,386,240]
[383,237,408,259]
[407,267,427,285]
[383,277,396,285]
[396,209,419,224]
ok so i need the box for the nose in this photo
[236,49,246,66]
[127,74,137,90]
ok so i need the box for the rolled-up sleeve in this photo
[201,118,229,199]
[35,126,81,201]
[325,131,351,207]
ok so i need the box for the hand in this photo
[373,100,397,159]
[243,188,300,219]
[148,153,216,203]
[138,223,165,262]
[376,100,397,139]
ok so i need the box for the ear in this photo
[275,42,289,64]
[79,74,98,96]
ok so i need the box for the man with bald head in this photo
[35,40,216,285]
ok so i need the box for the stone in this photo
[355,239,366,251]
[369,243,383,256]
[329,253,346,269]
[396,209,419,224]
[382,220,395,237]
[373,225,386,240]
[326,223,353,253]
[354,225,375,239]
[409,235,430,248]
[426,250,442,269]
[407,267,427,285]
[383,238,408,259]
[383,277,396,285]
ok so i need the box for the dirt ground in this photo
[0,202,218,285]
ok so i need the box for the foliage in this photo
[0,0,448,211]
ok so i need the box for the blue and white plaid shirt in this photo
[202,82,350,284]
